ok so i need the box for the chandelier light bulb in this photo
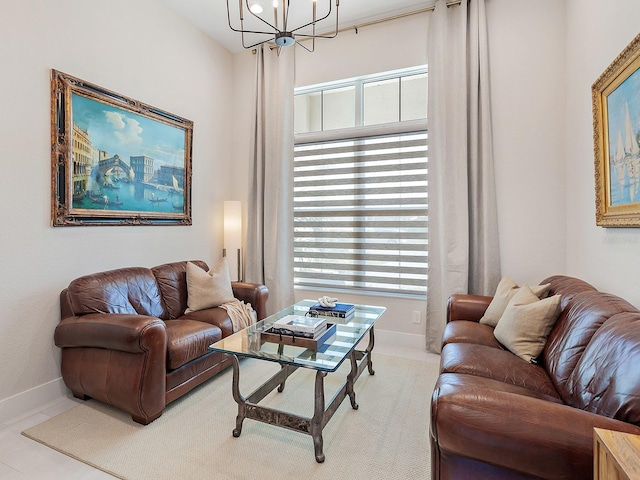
[249,3,263,14]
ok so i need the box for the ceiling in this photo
[159,0,434,54]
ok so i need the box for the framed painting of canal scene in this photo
[51,70,193,226]
[593,33,640,227]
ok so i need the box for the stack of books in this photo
[270,315,328,339]
[308,302,355,319]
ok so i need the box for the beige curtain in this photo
[245,45,295,314]
[426,0,501,352]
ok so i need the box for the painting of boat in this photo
[592,32,640,226]
[51,70,193,226]
[171,175,184,194]
[149,193,167,203]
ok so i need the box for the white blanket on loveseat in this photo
[220,299,257,332]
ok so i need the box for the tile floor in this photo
[0,345,438,479]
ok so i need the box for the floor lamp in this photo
[223,201,243,282]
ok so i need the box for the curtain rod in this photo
[343,0,462,35]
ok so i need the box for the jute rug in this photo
[23,353,439,480]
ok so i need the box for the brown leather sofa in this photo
[430,275,640,479]
[54,260,268,425]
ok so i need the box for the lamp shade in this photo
[224,201,242,250]
[224,201,242,282]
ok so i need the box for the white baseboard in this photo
[0,377,67,425]
[375,329,426,350]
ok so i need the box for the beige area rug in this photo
[23,353,440,480]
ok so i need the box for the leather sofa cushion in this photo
[152,260,208,320]
[544,291,638,402]
[565,311,640,425]
[441,320,503,349]
[165,319,222,370]
[67,267,164,318]
[440,343,561,399]
[541,275,598,303]
[181,308,234,338]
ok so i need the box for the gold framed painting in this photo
[593,33,640,227]
[51,70,193,226]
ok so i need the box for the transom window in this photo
[294,67,428,297]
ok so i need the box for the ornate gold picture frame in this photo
[593,33,640,227]
[51,70,193,226]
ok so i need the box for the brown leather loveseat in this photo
[54,260,268,425]
[430,275,640,479]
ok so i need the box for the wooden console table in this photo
[594,428,640,480]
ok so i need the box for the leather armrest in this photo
[432,375,640,478]
[446,294,492,323]
[232,282,269,320]
[54,313,167,353]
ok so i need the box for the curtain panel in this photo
[425,0,501,352]
[245,45,296,314]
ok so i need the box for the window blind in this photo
[293,130,428,296]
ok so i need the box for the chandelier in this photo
[226,0,340,52]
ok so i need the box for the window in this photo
[293,67,428,297]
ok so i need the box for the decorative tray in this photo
[261,323,337,350]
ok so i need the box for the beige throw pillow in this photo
[185,259,235,314]
[493,285,562,362]
[479,277,551,327]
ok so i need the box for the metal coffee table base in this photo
[229,329,375,463]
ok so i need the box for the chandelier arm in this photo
[294,18,338,39]
[230,27,281,35]
[244,0,279,33]
[283,0,289,32]
[226,0,246,33]
[226,0,278,35]
[295,33,337,39]
[294,0,339,39]
[296,38,314,53]
[289,1,335,34]
[241,36,273,50]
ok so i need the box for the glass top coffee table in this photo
[209,300,386,462]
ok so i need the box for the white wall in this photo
[294,13,429,88]
[486,0,568,285]
[0,0,234,418]
[487,0,640,308]
[565,0,640,306]
[231,51,256,235]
